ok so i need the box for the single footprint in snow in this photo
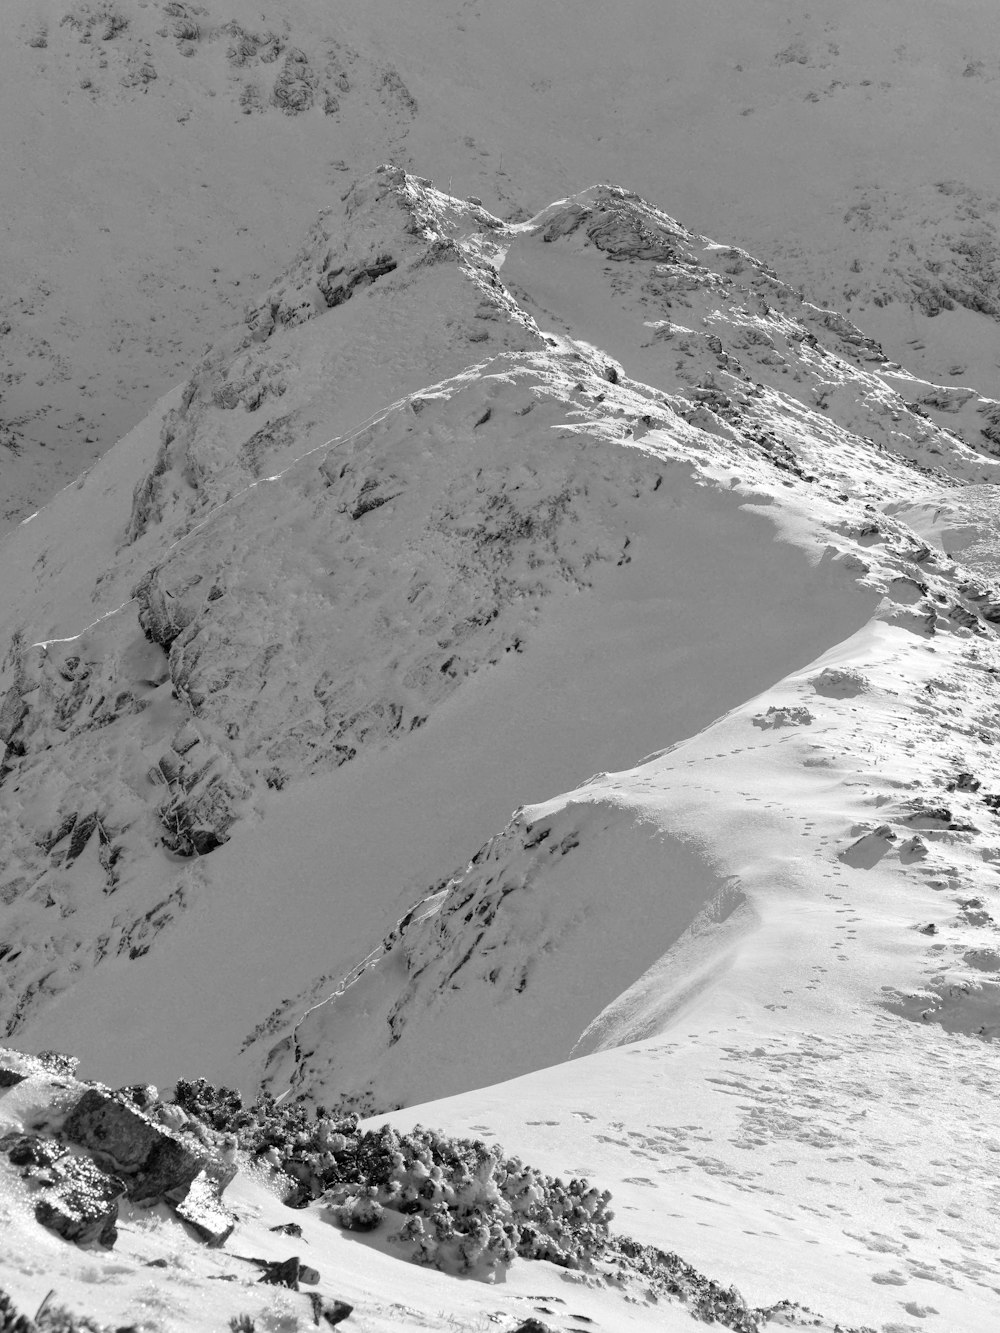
[571,1110,597,1122]
[903,1302,938,1317]
[871,1270,908,1285]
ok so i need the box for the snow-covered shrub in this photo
[170,1077,365,1188]
[0,1288,32,1333]
[320,1123,613,1277]
[173,1077,245,1130]
[272,50,316,115]
[608,1237,762,1332]
[171,1081,613,1278]
[324,1190,384,1232]
[810,665,868,697]
[1,1286,109,1333]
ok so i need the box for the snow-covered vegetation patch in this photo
[3,1056,837,1332]
[174,1078,614,1276]
[161,1078,827,1330]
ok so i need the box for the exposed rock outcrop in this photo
[62,1086,208,1203]
[1,1057,238,1252]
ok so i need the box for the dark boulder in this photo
[61,1087,207,1203]
[35,1156,126,1248]
[307,1295,353,1327]
[1,1131,67,1170]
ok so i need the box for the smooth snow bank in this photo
[380,1013,1000,1332]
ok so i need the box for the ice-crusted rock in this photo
[173,1168,237,1246]
[34,1155,126,1248]
[62,1086,208,1203]
[1,1131,67,1170]
[1,1068,238,1251]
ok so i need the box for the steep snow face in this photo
[273,477,1000,1111]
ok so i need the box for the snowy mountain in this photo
[4,166,999,1069]
[4,0,1000,531]
[3,160,1000,1331]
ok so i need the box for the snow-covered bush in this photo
[171,1081,613,1278]
[324,1190,384,1232]
[0,1285,107,1332]
[321,1123,613,1277]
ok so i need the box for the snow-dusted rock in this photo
[62,1087,207,1204]
[34,1155,126,1249]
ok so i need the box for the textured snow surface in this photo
[4,163,1000,1331]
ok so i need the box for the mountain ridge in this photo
[4,166,1000,1330]
[6,0,1000,533]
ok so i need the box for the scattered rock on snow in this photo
[751,704,814,728]
[838,825,897,869]
[246,1254,320,1288]
[307,1294,354,1328]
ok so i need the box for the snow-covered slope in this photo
[5,0,1000,529]
[4,169,999,1074]
[5,170,1000,1330]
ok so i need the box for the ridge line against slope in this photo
[26,352,515,652]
